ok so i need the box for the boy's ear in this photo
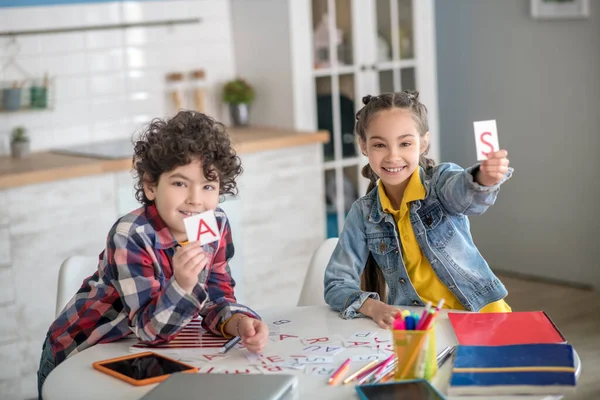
[420,132,430,155]
[142,176,157,201]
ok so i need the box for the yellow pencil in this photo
[343,360,379,384]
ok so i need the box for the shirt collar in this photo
[378,167,426,215]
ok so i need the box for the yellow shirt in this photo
[377,169,510,313]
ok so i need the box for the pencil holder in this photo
[392,326,437,381]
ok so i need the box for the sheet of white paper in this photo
[245,353,266,366]
[183,210,220,244]
[198,365,221,374]
[219,367,262,375]
[346,331,377,341]
[277,362,306,370]
[343,340,375,348]
[473,119,500,161]
[350,354,385,362]
[271,319,292,326]
[301,336,342,346]
[290,355,334,365]
[258,365,291,374]
[301,344,344,356]
[306,365,336,376]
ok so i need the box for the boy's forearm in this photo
[130,278,204,343]
[200,299,260,336]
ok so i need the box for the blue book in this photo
[448,344,576,396]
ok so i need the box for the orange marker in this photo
[328,358,351,386]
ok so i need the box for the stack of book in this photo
[447,311,576,396]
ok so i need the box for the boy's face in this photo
[143,159,220,242]
[359,108,429,192]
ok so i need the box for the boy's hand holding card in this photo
[183,210,220,245]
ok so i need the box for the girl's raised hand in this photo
[477,149,510,187]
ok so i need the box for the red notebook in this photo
[448,311,566,346]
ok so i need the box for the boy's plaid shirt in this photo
[48,203,257,364]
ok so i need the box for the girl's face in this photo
[359,108,429,192]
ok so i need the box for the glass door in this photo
[311,0,363,237]
[374,0,416,93]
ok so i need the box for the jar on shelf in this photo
[2,82,23,111]
[165,72,185,112]
[30,75,48,109]
[189,69,207,114]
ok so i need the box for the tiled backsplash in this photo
[0,2,237,398]
[0,0,236,156]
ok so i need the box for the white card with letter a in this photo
[473,119,500,161]
[183,210,220,245]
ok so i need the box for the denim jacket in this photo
[324,162,513,317]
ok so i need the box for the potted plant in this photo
[222,78,255,126]
[10,126,30,158]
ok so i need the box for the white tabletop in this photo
[43,305,581,400]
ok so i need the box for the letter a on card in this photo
[473,119,500,161]
[183,210,220,245]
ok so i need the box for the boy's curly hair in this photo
[132,110,242,205]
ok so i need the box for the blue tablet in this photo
[356,379,446,400]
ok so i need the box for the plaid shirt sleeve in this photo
[200,214,259,335]
[107,230,208,344]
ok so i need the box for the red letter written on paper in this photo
[197,219,217,242]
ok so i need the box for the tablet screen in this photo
[356,380,445,400]
[100,353,194,380]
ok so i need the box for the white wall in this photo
[435,0,600,288]
[0,0,237,155]
[230,0,296,129]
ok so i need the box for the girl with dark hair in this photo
[324,91,513,328]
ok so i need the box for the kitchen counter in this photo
[0,126,329,189]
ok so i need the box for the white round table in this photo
[43,305,581,400]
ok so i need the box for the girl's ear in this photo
[142,175,157,201]
[358,137,367,156]
[420,132,431,155]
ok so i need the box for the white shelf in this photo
[374,59,417,71]
[313,64,358,77]
[323,157,362,170]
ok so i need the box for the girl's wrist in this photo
[358,298,376,318]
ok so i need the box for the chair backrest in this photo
[297,238,339,307]
[55,255,98,317]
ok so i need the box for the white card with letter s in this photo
[183,210,220,245]
[473,119,500,161]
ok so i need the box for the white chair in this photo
[297,238,339,306]
[55,255,98,317]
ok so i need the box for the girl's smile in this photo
[381,165,408,174]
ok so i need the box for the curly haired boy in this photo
[37,111,269,399]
